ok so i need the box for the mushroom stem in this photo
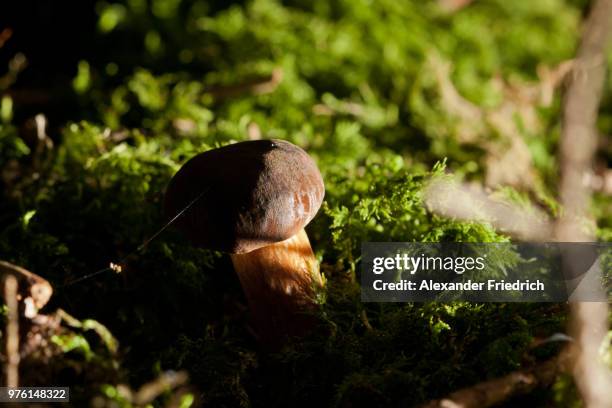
[230,228,323,343]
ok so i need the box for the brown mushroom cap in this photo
[164,139,325,254]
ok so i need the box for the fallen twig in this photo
[103,371,190,407]
[205,68,283,99]
[420,351,571,408]
[424,2,612,405]
[437,0,474,13]
[4,275,20,387]
[424,179,553,241]
[133,371,189,406]
[555,0,612,406]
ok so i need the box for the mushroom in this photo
[164,139,325,344]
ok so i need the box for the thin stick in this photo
[555,1,612,407]
[423,1,612,405]
[424,179,553,241]
[204,68,283,99]
[133,370,189,405]
[420,352,570,408]
[4,275,19,387]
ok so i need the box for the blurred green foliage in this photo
[1,0,611,406]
